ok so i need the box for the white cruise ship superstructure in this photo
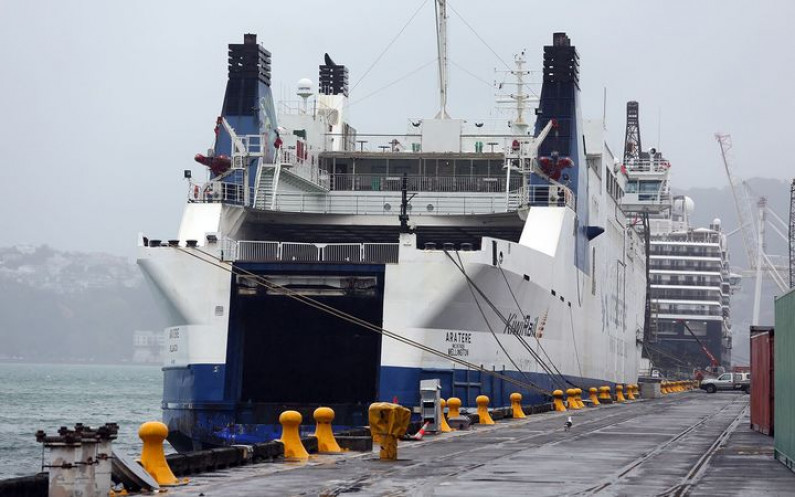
[138,28,647,451]
[621,102,734,376]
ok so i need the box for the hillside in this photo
[0,245,165,362]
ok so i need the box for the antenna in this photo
[434,0,450,119]
[623,101,641,163]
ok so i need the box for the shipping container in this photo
[750,326,774,435]
[774,288,795,473]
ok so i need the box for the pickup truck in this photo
[700,372,750,393]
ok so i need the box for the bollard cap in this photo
[574,388,582,395]
[476,395,490,405]
[616,384,624,391]
[510,392,522,402]
[447,397,462,408]
[313,407,335,423]
[279,410,303,426]
[553,389,564,398]
[139,421,168,441]
[440,398,447,408]
[589,387,598,393]
[566,388,575,397]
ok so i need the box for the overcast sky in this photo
[1,0,793,257]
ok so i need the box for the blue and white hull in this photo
[137,32,648,452]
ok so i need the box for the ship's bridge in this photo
[621,157,672,213]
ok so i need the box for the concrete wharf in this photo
[165,392,793,497]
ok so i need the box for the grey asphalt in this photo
[165,392,794,496]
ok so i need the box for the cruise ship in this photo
[138,17,649,451]
[621,102,735,377]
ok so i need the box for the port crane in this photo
[716,134,789,324]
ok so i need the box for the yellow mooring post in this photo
[438,399,453,432]
[553,390,567,412]
[566,388,581,410]
[510,393,526,419]
[574,388,585,408]
[598,386,611,401]
[278,410,309,460]
[661,382,669,395]
[312,407,342,453]
[368,402,411,461]
[138,421,184,486]
[447,397,462,419]
[476,395,495,424]
[589,387,600,406]
[615,384,626,403]
[626,384,636,401]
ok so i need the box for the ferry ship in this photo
[138,14,650,451]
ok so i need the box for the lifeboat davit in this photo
[194,154,232,175]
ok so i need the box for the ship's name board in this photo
[445,331,471,357]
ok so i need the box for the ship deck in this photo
[164,392,793,496]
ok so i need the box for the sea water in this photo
[0,362,164,479]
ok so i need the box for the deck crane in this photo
[716,133,789,324]
[678,320,721,376]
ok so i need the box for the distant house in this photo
[132,330,165,363]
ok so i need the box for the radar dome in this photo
[712,218,721,226]
[297,78,313,99]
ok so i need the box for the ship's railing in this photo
[235,241,400,264]
[624,158,672,173]
[271,191,520,215]
[517,184,575,210]
[329,174,520,193]
[328,132,540,156]
[187,180,255,205]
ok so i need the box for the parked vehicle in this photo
[700,372,750,393]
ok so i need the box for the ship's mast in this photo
[434,0,449,119]
[511,51,530,135]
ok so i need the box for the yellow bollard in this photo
[476,395,495,424]
[368,402,411,461]
[660,382,668,395]
[598,386,612,401]
[438,399,454,432]
[589,387,600,406]
[626,384,636,401]
[138,421,183,486]
[312,407,342,453]
[575,388,586,408]
[553,389,567,411]
[565,389,579,410]
[510,393,526,419]
[278,410,309,460]
[615,384,626,403]
[447,397,462,419]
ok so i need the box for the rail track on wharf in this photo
[166,392,793,497]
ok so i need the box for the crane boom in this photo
[716,134,757,268]
[678,320,719,368]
